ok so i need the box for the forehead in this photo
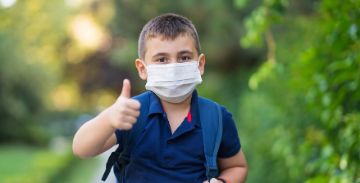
[144,34,197,58]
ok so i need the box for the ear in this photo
[198,53,206,75]
[135,59,147,80]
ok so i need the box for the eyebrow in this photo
[178,50,194,56]
[152,50,194,58]
[152,52,169,58]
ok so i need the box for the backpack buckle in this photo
[115,153,130,169]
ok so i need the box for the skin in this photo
[72,34,248,183]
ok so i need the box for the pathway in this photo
[90,146,117,183]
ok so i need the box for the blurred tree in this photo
[238,0,360,182]
[0,0,70,144]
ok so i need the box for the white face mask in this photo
[144,61,202,103]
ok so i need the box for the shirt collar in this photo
[190,90,201,128]
[148,91,164,116]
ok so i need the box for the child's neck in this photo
[160,96,192,114]
[160,96,192,134]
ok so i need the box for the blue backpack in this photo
[101,91,223,182]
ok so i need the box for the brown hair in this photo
[138,13,201,59]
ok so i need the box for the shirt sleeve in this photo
[217,106,241,158]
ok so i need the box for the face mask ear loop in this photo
[195,56,201,66]
[195,59,200,70]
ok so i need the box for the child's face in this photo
[135,34,205,80]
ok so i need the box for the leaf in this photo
[234,0,248,9]
[249,59,276,90]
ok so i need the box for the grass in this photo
[0,145,39,180]
[0,144,100,183]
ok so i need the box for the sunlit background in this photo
[0,0,359,182]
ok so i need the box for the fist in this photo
[106,79,141,130]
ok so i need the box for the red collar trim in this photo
[187,111,192,123]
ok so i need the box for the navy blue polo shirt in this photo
[115,90,241,183]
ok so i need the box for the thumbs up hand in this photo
[106,79,141,130]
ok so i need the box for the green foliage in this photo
[0,34,49,144]
[0,0,70,144]
[239,0,288,48]
[298,1,360,182]
[248,59,275,90]
[238,89,294,183]
[240,0,360,182]
[234,0,248,9]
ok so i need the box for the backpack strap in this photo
[101,91,151,182]
[198,97,223,181]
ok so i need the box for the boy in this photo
[73,13,248,183]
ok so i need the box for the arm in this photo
[72,111,118,158]
[217,150,248,183]
[72,79,140,158]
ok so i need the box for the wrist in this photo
[99,107,117,131]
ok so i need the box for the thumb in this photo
[120,79,131,98]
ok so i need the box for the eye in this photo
[156,57,167,63]
[179,56,192,62]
